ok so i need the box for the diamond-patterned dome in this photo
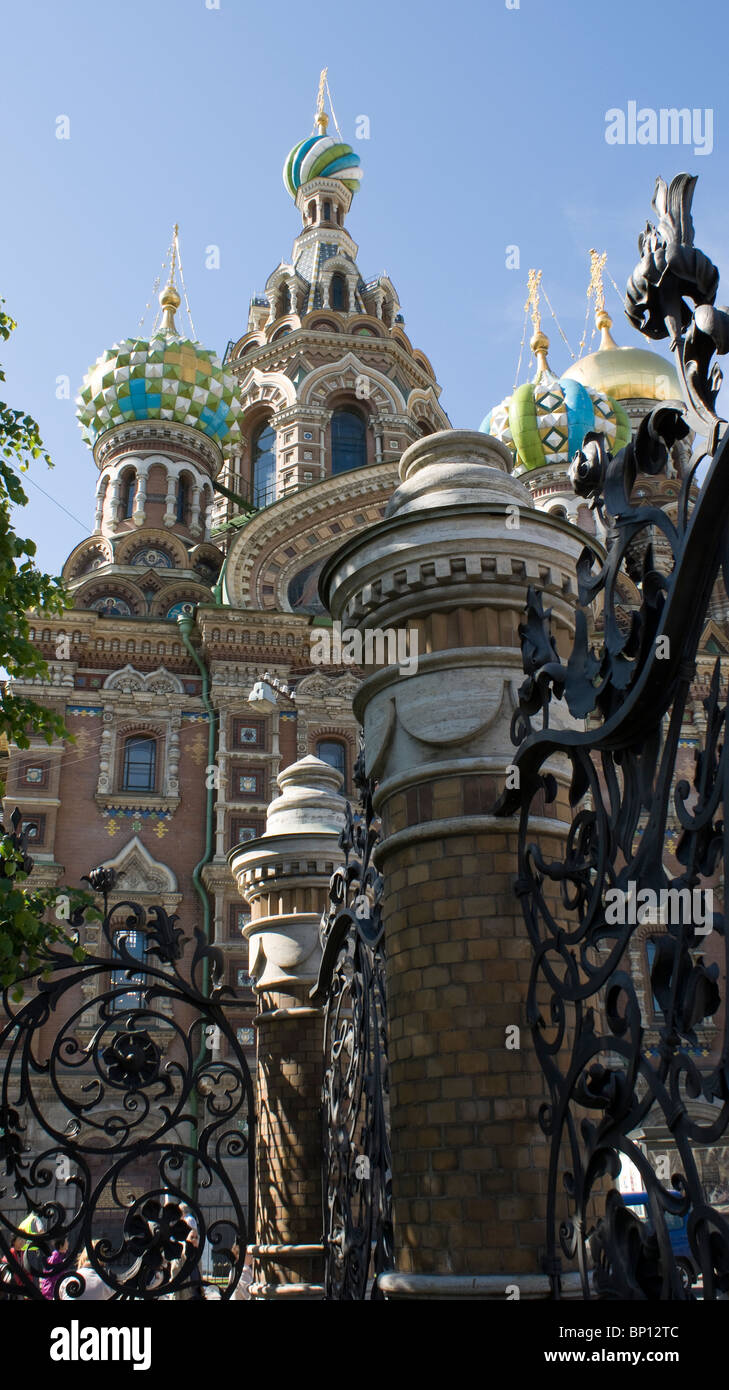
[481,372,631,473]
[76,318,242,452]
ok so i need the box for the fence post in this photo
[321,430,586,1298]
[229,755,346,1300]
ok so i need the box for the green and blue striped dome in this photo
[76,327,242,451]
[283,134,362,197]
[481,373,630,473]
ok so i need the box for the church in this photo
[3,78,727,1297]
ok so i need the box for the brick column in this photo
[321,430,588,1299]
[229,755,345,1300]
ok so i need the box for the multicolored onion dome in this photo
[283,134,362,197]
[481,343,631,473]
[76,286,242,451]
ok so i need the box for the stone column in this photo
[189,482,202,536]
[321,430,588,1299]
[94,476,108,531]
[163,468,177,526]
[132,465,148,526]
[107,473,122,526]
[229,755,346,1300]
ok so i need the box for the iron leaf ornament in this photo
[312,737,393,1300]
[497,174,729,1299]
[0,868,254,1300]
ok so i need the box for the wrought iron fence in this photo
[496,173,729,1299]
[311,744,393,1299]
[0,841,254,1300]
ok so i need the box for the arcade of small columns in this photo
[229,428,587,1299]
[91,424,219,542]
[93,460,214,539]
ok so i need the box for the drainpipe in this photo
[212,548,230,607]
[177,611,216,1199]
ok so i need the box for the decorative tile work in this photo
[77,333,242,449]
[229,904,251,936]
[482,374,631,473]
[187,732,207,765]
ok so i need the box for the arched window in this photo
[323,200,332,222]
[112,926,146,1012]
[645,937,663,1016]
[331,409,367,475]
[330,274,346,311]
[176,478,188,523]
[252,421,276,507]
[121,473,136,519]
[122,735,157,792]
[279,283,291,316]
[308,200,316,223]
[317,738,347,789]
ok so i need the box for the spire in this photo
[525,269,552,380]
[315,67,329,135]
[158,223,181,335]
[586,248,619,351]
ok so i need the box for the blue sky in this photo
[1,0,728,574]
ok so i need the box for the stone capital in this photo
[320,430,588,792]
[228,755,346,994]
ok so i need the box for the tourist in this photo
[40,1237,69,1300]
[60,1245,114,1300]
[0,1235,29,1298]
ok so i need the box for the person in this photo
[18,1212,47,1283]
[0,1235,29,1298]
[229,1243,254,1300]
[40,1238,69,1301]
[59,1245,114,1301]
[168,1222,204,1300]
[161,1198,204,1301]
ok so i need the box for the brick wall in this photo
[379,775,572,1278]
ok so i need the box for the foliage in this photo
[0,814,99,997]
[0,305,84,990]
[0,300,70,750]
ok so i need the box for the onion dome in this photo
[76,282,242,451]
[283,133,362,197]
[561,307,681,403]
[481,328,631,473]
[283,72,362,197]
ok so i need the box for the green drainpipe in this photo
[177,612,217,1201]
[211,547,230,607]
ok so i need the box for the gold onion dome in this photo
[562,309,680,401]
[562,257,681,403]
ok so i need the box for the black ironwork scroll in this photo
[0,843,254,1300]
[496,173,729,1299]
[311,743,393,1299]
